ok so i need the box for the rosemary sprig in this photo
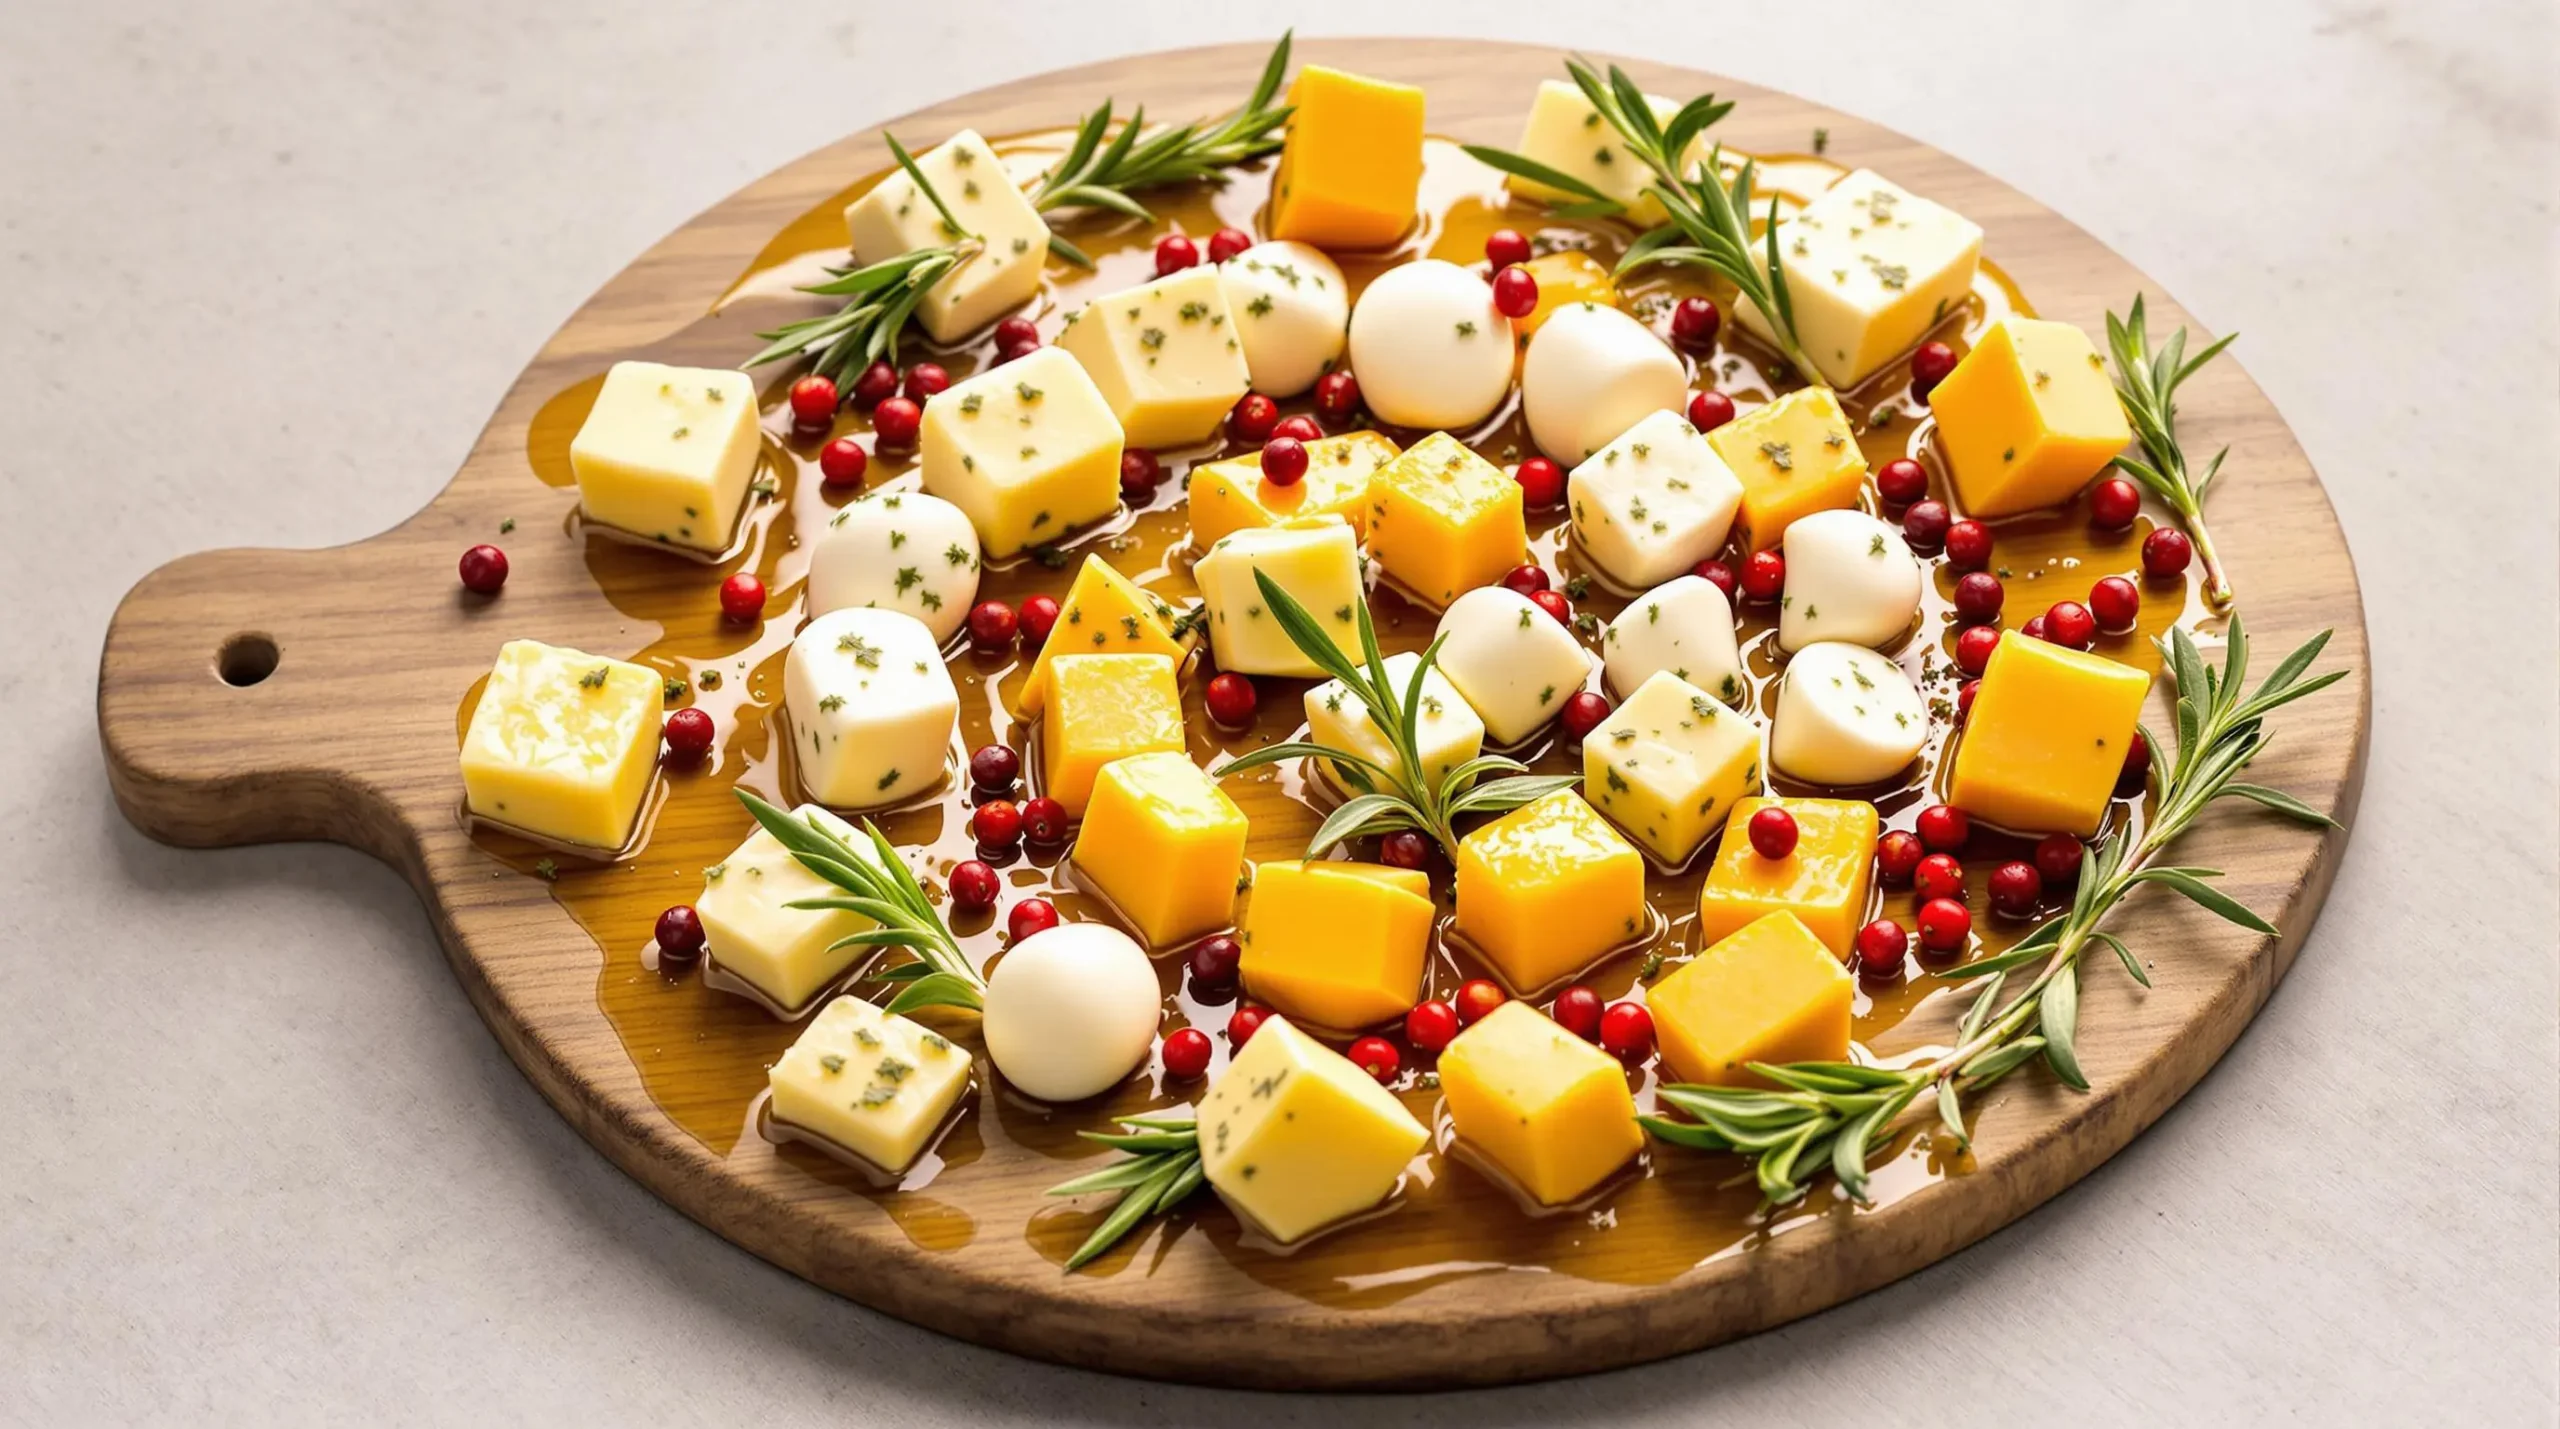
[745,131,981,380]
[2107,295,2242,612]
[736,789,986,1016]
[1642,618,2345,1204]
[1043,1115,1205,1271]
[1213,570,1581,857]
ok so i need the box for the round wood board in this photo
[95,39,2369,1390]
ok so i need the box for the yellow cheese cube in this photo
[1439,1000,1643,1205]
[1056,265,1252,449]
[1368,432,1528,608]
[1070,752,1248,949]
[1039,654,1186,816]
[1949,633,2149,835]
[1650,912,1853,1087]
[842,129,1049,344]
[1930,317,2134,518]
[1239,861,1434,1030]
[918,347,1123,559]
[768,995,972,1173]
[1584,671,1764,865]
[1303,650,1484,790]
[460,639,664,851]
[1194,518,1366,678]
[696,805,882,1015]
[1186,431,1398,548]
[1695,796,1878,958]
[1014,553,1190,716]
[1454,790,1648,993]
[1732,169,1984,389]
[1269,66,1425,251]
[1515,250,1616,338]
[1197,1016,1429,1243]
[568,361,760,553]
[1707,386,1871,553]
[1504,79,1687,228]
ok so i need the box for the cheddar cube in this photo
[1454,790,1648,993]
[1930,317,2133,518]
[1368,432,1529,608]
[1515,250,1617,338]
[1949,633,2149,835]
[1015,553,1191,716]
[1439,1000,1642,1205]
[1707,386,1870,553]
[460,639,664,851]
[1197,1016,1429,1243]
[1186,431,1398,548]
[1695,795,1878,957]
[1505,79,1687,228]
[1239,861,1434,1031]
[1039,654,1186,816]
[919,347,1123,559]
[1303,650,1484,790]
[1194,518,1365,678]
[1584,671,1763,866]
[1056,265,1252,449]
[768,995,972,1173]
[1649,912,1853,1087]
[842,128,1049,344]
[697,806,884,1015]
[1733,169,1983,389]
[1071,752,1248,949]
[1269,66,1425,251]
[568,361,760,553]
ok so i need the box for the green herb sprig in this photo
[746,132,980,380]
[1043,1115,1205,1271]
[1641,619,2344,1204]
[2107,295,2242,612]
[736,789,986,1016]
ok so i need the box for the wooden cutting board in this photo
[95,38,2369,1390]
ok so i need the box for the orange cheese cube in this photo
[1650,912,1853,1087]
[1516,251,1616,338]
[1368,432,1528,608]
[1707,386,1870,553]
[1695,795,1878,957]
[1071,752,1248,948]
[1438,1000,1642,1205]
[1014,554,1190,716]
[1949,633,2150,835]
[1186,431,1398,548]
[1269,66,1425,250]
[1454,790,1647,994]
[1930,317,2132,518]
[1039,654,1186,816]
[1239,861,1434,1030]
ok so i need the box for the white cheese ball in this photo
[784,608,958,810]
[1432,585,1593,746]
[805,491,981,647]
[1770,642,1928,787]
[1778,509,1922,653]
[981,923,1162,1103]
[1344,259,1515,430]
[1520,302,1686,464]
[1603,574,1746,707]
[1218,241,1350,398]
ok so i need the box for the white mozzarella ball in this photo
[1519,302,1687,464]
[1567,408,1745,589]
[1602,574,1745,707]
[1778,509,1922,653]
[805,491,981,646]
[980,923,1162,1102]
[1431,586,1592,746]
[1770,642,1928,787]
[1345,259,1515,430]
[784,608,958,810]
[1218,241,1350,397]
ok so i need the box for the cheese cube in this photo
[1771,641,1928,787]
[1515,250,1617,337]
[1649,912,1853,1088]
[1778,509,1922,652]
[568,361,760,554]
[842,129,1049,343]
[1567,408,1745,589]
[1732,169,1983,389]
[1345,260,1516,431]
[1014,553,1191,717]
[1268,66,1425,250]
[1303,650,1484,791]
[1217,241,1349,397]
[1039,653,1186,816]
[1949,633,2149,835]
[1602,574,1746,709]
[1708,386,1872,553]
[696,806,883,1015]
[1070,752,1248,949]
[1187,431,1397,549]
[768,995,972,1173]
[1522,302,1687,466]
[1368,433,1529,608]
[1454,790,1647,993]
[1194,518,1365,678]
[1504,79,1686,226]
[1930,317,2133,517]
[1696,796,1879,957]
[1239,861,1434,1030]
[1197,1016,1429,1244]
[806,490,981,647]
[1432,586,1592,746]
[918,347,1122,559]
[1056,265,1252,450]
[1439,1000,1642,1205]
[785,610,958,810]
[1584,671,1763,865]
[460,639,664,851]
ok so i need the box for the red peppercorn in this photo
[664,706,715,758]
[1529,589,1572,625]
[1916,803,1969,852]
[1500,563,1551,597]
[1018,594,1061,648]
[1855,918,1908,978]
[1550,985,1604,1041]
[949,860,1000,914]
[871,395,922,449]
[1483,228,1532,269]
[654,904,706,962]
[2117,730,2153,795]
[2021,614,2050,642]
[788,374,839,427]
[1271,414,1323,444]
[1405,999,1460,1053]
[1207,227,1255,264]
[993,315,1041,352]
[2043,599,2097,650]
[1205,672,1259,729]
[968,744,1020,792]
[1119,447,1161,502]
[1687,389,1737,432]
[458,544,509,595]
[1153,232,1199,276]
[1875,829,1924,886]
[1189,935,1243,988]
[1903,499,1951,551]
[1161,1026,1214,1080]
[972,799,1023,850]
[1260,436,1308,487]
[2034,832,2085,886]
[718,571,766,623]
[993,333,1040,365]
[2142,527,2194,579]
[1226,1002,1271,1047]
[1944,519,1994,571]
[1491,264,1539,319]
[1379,831,1432,870]
[1454,979,1506,1026]
[1513,455,1566,507]
[850,360,899,408]
[1021,796,1070,846]
[1914,851,1966,902]
[1916,896,1972,953]
[1560,690,1612,742]
[818,437,870,489]
[1228,392,1279,443]
[1988,860,2043,916]
[1314,369,1362,424]
[2089,476,2141,532]
[1953,571,2006,624]
[1348,1035,1402,1084]
[1692,559,1738,602]
[2089,575,2141,630]
[902,363,950,403]
[1955,623,2001,676]
[1876,458,1929,506]
[1599,1001,1656,1063]
[1958,678,1980,719]
[1669,295,1722,350]
[1007,897,1059,943]
[1742,549,1787,603]
[1749,805,1801,859]
[1910,341,1959,401]
[967,599,1018,650]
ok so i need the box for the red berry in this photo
[1687,389,1737,432]
[1944,519,1994,571]
[788,374,839,426]
[818,437,869,488]
[1207,227,1255,264]
[1348,1035,1402,1084]
[1153,233,1199,276]
[1189,935,1243,988]
[1916,896,1972,953]
[1161,1027,1214,1080]
[1669,295,1722,350]
[654,904,705,962]
[2034,833,2085,886]
[1020,796,1070,846]
[1379,831,1432,870]
[1875,830,1925,885]
[1903,499,1951,550]
[1916,803,1970,852]
[1271,414,1323,444]
[1227,392,1279,443]
[1500,563,1551,597]
[1119,447,1161,501]
[1226,1003,1271,1047]
[1007,897,1059,943]
[1988,860,2043,916]
[969,744,1020,792]
[1855,918,1908,977]
[1454,979,1506,1026]
[1405,999,1460,1052]
[2089,476,2141,531]
[2142,527,2194,579]
[718,571,766,623]
[458,544,508,594]
[1018,594,1061,648]
[2021,614,2050,642]
[1876,457,1929,506]
[1314,369,1362,424]
[663,706,715,757]
[1205,672,1259,729]
[1692,559,1738,602]
[1955,623,2001,676]
[1550,985,1603,1041]
[972,799,1023,850]
[1749,805,1801,859]
[2089,575,2141,630]
[902,363,950,403]
[1491,264,1539,319]
[1484,228,1532,269]
[1742,549,1787,603]
[949,859,1000,913]
[2117,730,2153,795]
[1514,456,1566,507]
[1953,571,2005,624]
[1910,341,1959,401]
[2043,600,2097,650]
[1260,436,1308,487]
[1599,1002,1655,1063]
[967,599,1018,650]
[871,396,922,449]
[1958,679,1980,718]
[993,316,1041,352]
[850,360,899,408]
[1560,690,1611,742]
[1529,589,1572,625]
[994,334,1040,365]
[1914,852,1966,902]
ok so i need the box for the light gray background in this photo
[4,0,2554,1423]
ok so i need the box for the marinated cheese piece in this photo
[980,923,1161,1102]
[1567,407,1745,590]
[1239,861,1434,1031]
[1521,302,1687,466]
[783,609,958,810]
[1268,65,1425,250]
[768,995,972,1173]
[918,346,1123,559]
[1056,264,1252,450]
[1514,249,1616,337]
[1770,641,1927,787]
[1194,518,1365,678]
[1432,586,1591,746]
[1929,316,2133,518]
[1217,240,1349,397]
[1197,1016,1429,1244]
[697,806,885,1014]
[1584,671,1763,866]
[1732,168,1983,389]
[1602,574,1747,708]
[1070,751,1248,949]
[567,361,760,554]
[1438,1000,1642,1205]
[842,128,1049,343]
[1303,651,1484,790]
[1695,796,1879,956]
[1707,386,1871,553]
[805,490,982,647]
[1649,912,1853,1088]
[1369,433,1529,610]
[459,639,664,851]
[1013,553,1190,717]
[1504,79,1690,226]
[1038,653,1186,816]
[1454,790,1647,993]
[1948,632,2149,835]
[1345,261,1515,431]
[1777,509,1921,652]
[1186,430,1397,549]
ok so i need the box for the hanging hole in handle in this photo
[215,633,280,687]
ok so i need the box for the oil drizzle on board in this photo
[486,133,2205,1295]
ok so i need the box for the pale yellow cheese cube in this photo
[842,129,1050,343]
[768,995,972,1173]
[459,639,663,851]
[1734,169,1983,389]
[568,361,760,553]
[918,347,1123,558]
[1303,651,1484,790]
[1197,1017,1428,1243]
[1583,671,1763,865]
[1505,79,1694,226]
[696,805,883,1015]
[1056,265,1252,449]
[1193,518,1365,678]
